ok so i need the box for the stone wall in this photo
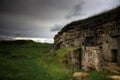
[64,48,82,69]
[81,46,104,71]
[118,37,120,66]
[51,6,120,71]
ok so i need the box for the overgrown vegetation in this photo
[56,47,79,58]
[0,40,112,80]
[0,40,72,80]
[89,71,111,80]
[58,6,120,35]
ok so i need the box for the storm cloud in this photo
[66,0,120,20]
[0,0,120,42]
[66,1,84,19]
[50,24,63,32]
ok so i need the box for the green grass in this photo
[0,40,72,80]
[0,40,112,80]
[56,47,79,58]
[89,71,112,80]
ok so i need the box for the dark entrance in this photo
[111,49,117,62]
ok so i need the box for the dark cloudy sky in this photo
[0,0,120,42]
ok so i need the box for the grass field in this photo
[0,40,111,80]
[0,40,73,80]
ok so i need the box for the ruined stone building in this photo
[51,6,120,71]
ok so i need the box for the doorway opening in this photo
[111,49,117,62]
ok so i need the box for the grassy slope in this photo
[0,40,72,80]
[0,40,111,80]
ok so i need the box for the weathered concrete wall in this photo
[102,34,118,62]
[118,37,120,66]
[63,48,82,69]
[51,6,120,70]
[81,46,104,71]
